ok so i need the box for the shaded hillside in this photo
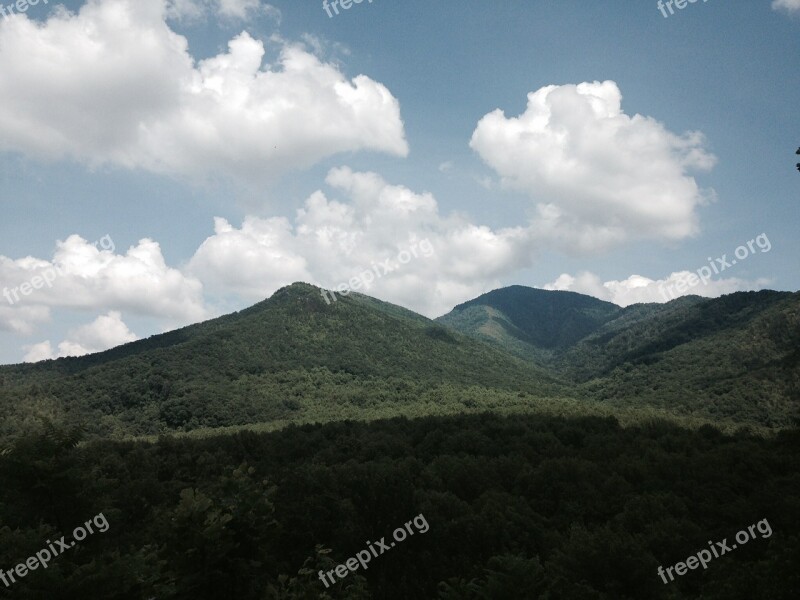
[568,291,800,426]
[437,286,800,427]
[0,283,563,439]
[436,285,620,362]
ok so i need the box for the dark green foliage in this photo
[437,285,620,353]
[1,285,798,438]
[439,287,800,427]
[0,284,564,440]
[153,465,278,598]
[0,414,797,599]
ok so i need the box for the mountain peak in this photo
[439,285,621,353]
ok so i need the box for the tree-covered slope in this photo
[568,291,800,426]
[2,284,797,439]
[438,286,800,427]
[436,285,620,362]
[0,283,564,439]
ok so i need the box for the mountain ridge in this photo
[438,285,800,427]
[2,282,797,439]
[0,282,566,439]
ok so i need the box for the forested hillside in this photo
[437,286,621,363]
[438,287,800,427]
[1,285,798,598]
[0,284,564,440]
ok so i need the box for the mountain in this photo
[0,284,797,598]
[436,285,621,362]
[0,283,564,439]
[2,283,797,441]
[563,290,800,426]
[437,285,800,427]
[2,283,799,597]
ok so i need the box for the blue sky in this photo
[0,0,798,365]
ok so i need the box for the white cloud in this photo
[0,305,50,335]
[22,341,56,363]
[543,271,771,307]
[772,0,800,14]
[0,235,208,333]
[23,311,138,362]
[470,81,716,254]
[188,216,313,300]
[2,166,533,339]
[0,0,406,187]
[189,167,533,316]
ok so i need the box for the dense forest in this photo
[1,413,798,599]
[439,287,800,427]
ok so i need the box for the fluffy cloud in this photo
[470,81,716,253]
[0,235,208,333]
[189,167,532,316]
[23,311,138,362]
[20,341,55,364]
[2,166,533,350]
[543,271,771,307]
[772,0,800,14]
[188,216,313,299]
[0,0,406,186]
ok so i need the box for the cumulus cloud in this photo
[23,311,138,362]
[543,271,771,307]
[0,234,208,333]
[188,216,313,300]
[0,0,406,186]
[470,81,716,253]
[189,167,532,316]
[2,165,533,341]
[21,341,56,363]
[772,0,800,14]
